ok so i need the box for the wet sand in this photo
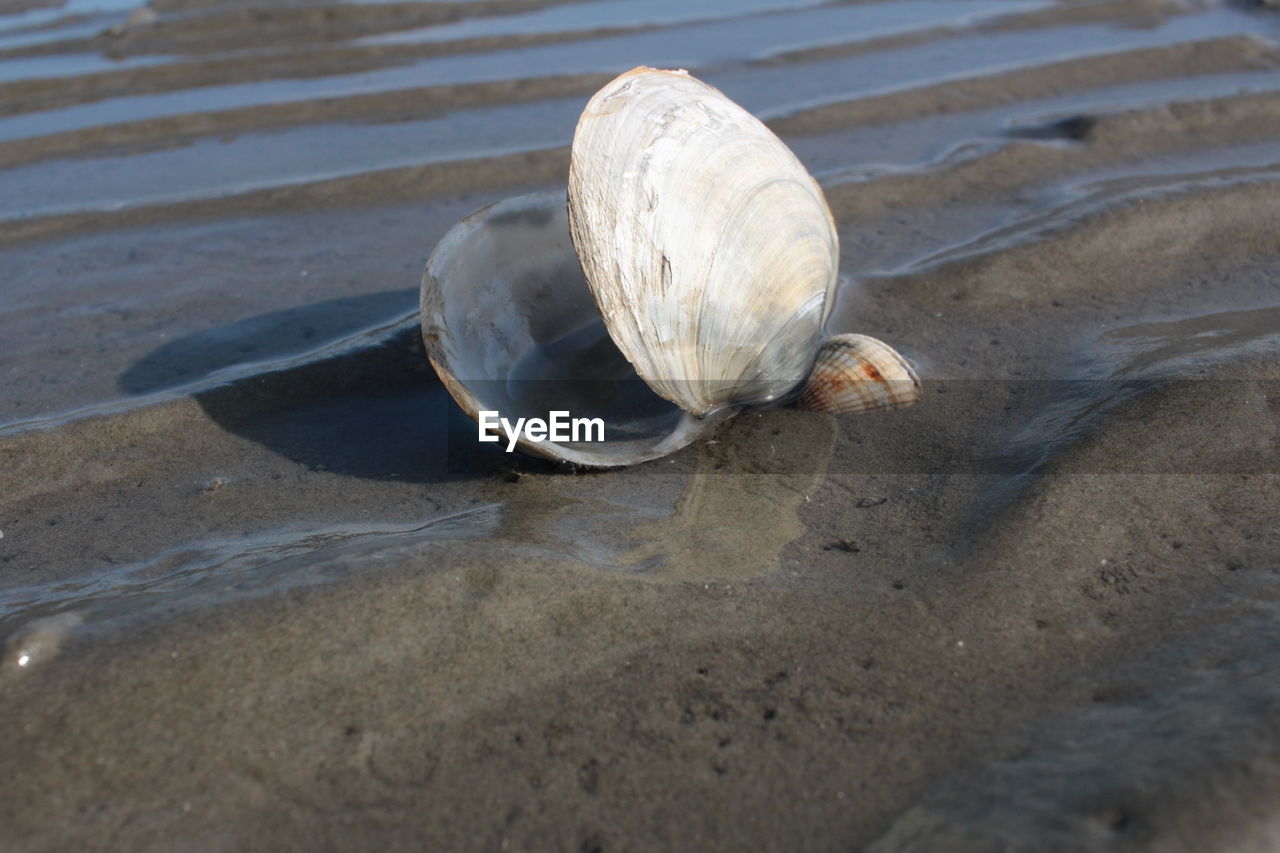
[2,0,1279,849]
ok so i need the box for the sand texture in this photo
[1,0,1279,849]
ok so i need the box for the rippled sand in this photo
[2,0,1279,849]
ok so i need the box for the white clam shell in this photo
[568,67,838,418]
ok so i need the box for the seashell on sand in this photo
[568,67,838,417]
[796,334,921,415]
[418,67,922,467]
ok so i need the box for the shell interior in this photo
[420,191,723,467]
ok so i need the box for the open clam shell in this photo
[420,191,729,468]
[420,68,921,467]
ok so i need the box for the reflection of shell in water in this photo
[1,612,83,676]
[797,334,921,415]
[568,67,838,417]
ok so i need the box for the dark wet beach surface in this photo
[2,0,1280,849]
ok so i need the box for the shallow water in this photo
[2,0,1279,849]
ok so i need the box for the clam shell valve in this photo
[420,67,921,467]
